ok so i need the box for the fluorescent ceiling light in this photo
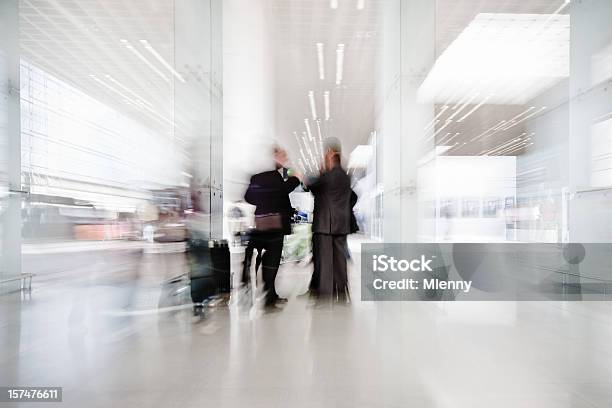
[304,119,313,141]
[120,39,170,83]
[481,133,532,155]
[89,73,173,126]
[494,140,532,155]
[308,91,318,120]
[302,132,318,170]
[293,132,306,163]
[418,13,569,105]
[336,44,345,85]
[294,132,311,172]
[315,119,323,145]
[434,145,453,155]
[139,39,186,83]
[437,133,461,146]
[297,158,307,174]
[356,0,365,10]
[316,43,325,80]
[424,105,448,131]
[89,74,134,104]
[324,91,331,120]
[446,92,479,121]
[501,106,547,131]
[456,95,491,122]
[469,119,509,142]
[300,149,313,173]
[104,74,152,108]
[315,119,324,160]
[330,0,338,9]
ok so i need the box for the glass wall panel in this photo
[174,0,223,239]
[375,0,612,244]
[17,0,222,244]
[0,0,21,292]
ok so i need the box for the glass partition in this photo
[375,0,612,244]
[1,0,222,292]
[16,0,222,245]
[0,0,21,293]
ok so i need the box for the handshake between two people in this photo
[275,145,342,185]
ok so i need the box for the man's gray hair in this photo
[323,137,342,154]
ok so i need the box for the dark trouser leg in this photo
[242,243,254,285]
[310,233,322,293]
[316,234,334,297]
[255,249,263,275]
[261,234,284,305]
[332,234,349,301]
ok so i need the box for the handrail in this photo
[574,186,612,195]
[0,273,35,292]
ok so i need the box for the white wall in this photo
[222,0,275,238]
[568,0,612,242]
[223,0,275,205]
[377,0,435,243]
[419,156,516,242]
[0,0,21,289]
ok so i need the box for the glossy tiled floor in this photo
[1,244,612,407]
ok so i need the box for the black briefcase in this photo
[188,238,230,304]
[209,239,230,293]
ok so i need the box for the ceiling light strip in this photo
[120,39,170,83]
[104,74,153,108]
[495,141,532,156]
[501,107,547,131]
[446,92,480,122]
[336,44,345,85]
[456,95,491,123]
[424,105,449,131]
[436,132,453,145]
[302,132,318,171]
[426,119,453,142]
[316,43,325,80]
[88,74,172,125]
[469,120,508,142]
[324,91,331,121]
[482,134,530,155]
[139,39,186,83]
[308,91,318,120]
[482,139,522,156]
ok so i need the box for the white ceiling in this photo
[19,0,191,146]
[265,0,570,162]
[432,0,571,156]
[19,0,570,168]
[265,0,381,167]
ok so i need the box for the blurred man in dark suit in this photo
[243,146,300,307]
[308,138,352,302]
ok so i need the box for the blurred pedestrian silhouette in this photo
[242,145,300,307]
[308,137,354,302]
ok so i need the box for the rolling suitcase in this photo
[209,239,231,293]
[188,239,230,314]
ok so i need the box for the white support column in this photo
[0,0,22,293]
[379,0,402,243]
[568,0,612,242]
[222,0,274,237]
[399,0,435,242]
[378,0,435,243]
